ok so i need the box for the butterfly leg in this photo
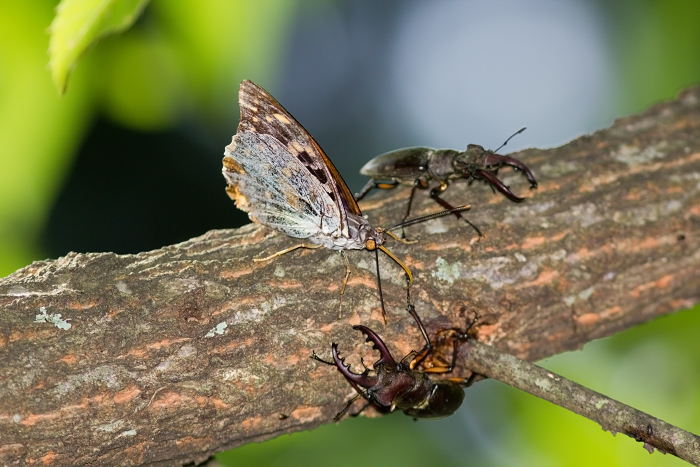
[253,243,322,262]
[429,184,483,237]
[338,251,351,318]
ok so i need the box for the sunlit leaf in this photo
[48,0,150,94]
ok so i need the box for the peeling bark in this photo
[1,86,700,466]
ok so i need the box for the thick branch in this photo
[462,340,700,465]
[1,86,700,466]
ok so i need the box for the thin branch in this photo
[0,86,700,466]
[461,340,700,465]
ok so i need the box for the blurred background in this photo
[2,0,699,465]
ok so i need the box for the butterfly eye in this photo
[365,239,376,251]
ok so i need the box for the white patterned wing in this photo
[223,131,342,243]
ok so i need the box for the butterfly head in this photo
[364,228,386,251]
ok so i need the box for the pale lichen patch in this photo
[431,257,461,285]
[34,307,71,330]
[205,322,228,338]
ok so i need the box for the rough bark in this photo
[1,86,700,466]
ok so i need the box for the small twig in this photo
[462,340,700,465]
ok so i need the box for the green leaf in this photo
[48,0,150,94]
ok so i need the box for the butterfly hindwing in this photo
[224,128,341,239]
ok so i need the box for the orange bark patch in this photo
[212,397,229,410]
[67,299,99,310]
[221,268,254,279]
[151,392,182,410]
[629,274,673,298]
[59,354,77,364]
[518,269,558,289]
[40,451,56,465]
[347,312,362,326]
[240,416,262,430]
[291,406,323,423]
[146,338,191,350]
[576,313,599,326]
[114,386,141,404]
[425,241,472,252]
[639,237,659,249]
[474,323,500,339]
[600,306,622,319]
[123,442,147,465]
[124,348,147,358]
[345,275,378,290]
[521,236,545,249]
[176,436,209,449]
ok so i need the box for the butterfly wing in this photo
[223,80,360,243]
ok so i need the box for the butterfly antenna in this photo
[375,248,387,324]
[387,205,471,231]
[493,127,526,153]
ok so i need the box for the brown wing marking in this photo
[237,80,362,223]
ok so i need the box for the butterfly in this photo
[222,80,468,321]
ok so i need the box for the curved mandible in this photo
[482,153,538,189]
[475,169,525,202]
[331,342,378,390]
[352,325,397,367]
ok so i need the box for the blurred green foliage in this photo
[1,1,699,465]
[49,0,150,94]
[0,0,293,278]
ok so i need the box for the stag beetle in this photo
[312,306,478,420]
[355,129,538,236]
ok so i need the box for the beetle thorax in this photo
[452,144,490,174]
[426,149,461,182]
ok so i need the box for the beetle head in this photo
[331,324,465,419]
[452,145,538,202]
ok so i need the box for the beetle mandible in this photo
[355,128,538,236]
[312,306,479,420]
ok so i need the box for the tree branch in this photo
[461,339,700,465]
[1,85,700,466]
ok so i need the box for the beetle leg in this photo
[429,185,483,237]
[415,313,480,374]
[396,180,421,238]
[483,153,538,189]
[355,178,400,201]
[334,393,371,421]
[405,305,433,370]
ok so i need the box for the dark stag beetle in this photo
[355,128,538,236]
[312,306,479,420]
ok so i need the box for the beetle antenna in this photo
[387,205,471,231]
[333,392,368,421]
[493,127,526,153]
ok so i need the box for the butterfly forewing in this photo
[237,80,361,218]
[224,80,369,246]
